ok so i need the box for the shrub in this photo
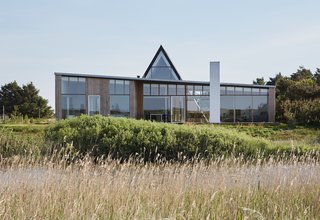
[45,115,315,161]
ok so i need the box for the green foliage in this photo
[253,77,266,85]
[260,67,320,125]
[0,81,53,118]
[45,115,319,160]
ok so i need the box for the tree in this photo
[254,67,320,125]
[0,81,53,118]
[253,77,265,85]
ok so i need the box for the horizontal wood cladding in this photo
[268,87,276,123]
[55,75,62,119]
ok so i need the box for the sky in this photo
[1,1,320,110]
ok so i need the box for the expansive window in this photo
[109,80,130,117]
[220,86,269,123]
[186,96,209,123]
[253,96,268,122]
[88,95,100,116]
[171,96,185,123]
[110,95,129,117]
[144,96,170,122]
[235,96,252,122]
[220,96,234,122]
[61,77,86,119]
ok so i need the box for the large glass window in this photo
[110,95,129,117]
[160,84,167,95]
[168,84,176,95]
[144,97,171,122]
[61,77,86,94]
[88,95,100,116]
[186,85,194,95]
[253,96,268,122]
[235,96,252,122]
[171,96,185,123]
[144,83,150,95]
[187,96,209,123]
[151,84,159,95]
[220,96,234,122]
[203,86,210,95]
[62,95,86,119]
[177,85,185,95]
[110,80,130,95]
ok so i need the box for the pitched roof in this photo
[142,45,182,80]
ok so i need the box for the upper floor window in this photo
[61,77,86,94]
[109,80,130,95]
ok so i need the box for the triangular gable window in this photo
[143,46,182,80]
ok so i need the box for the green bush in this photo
[45,115,308,160]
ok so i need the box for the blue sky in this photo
[1,1,320,109]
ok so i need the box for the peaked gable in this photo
[143,45,182,80]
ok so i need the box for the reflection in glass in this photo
[88,95,100,116]
[144,97,170,122]
[235,96,252,122]
[171,96,185,123]
[226,87,234,95]
[186,96,209,123]
[168,84,176,95]
[151,84,159,95]
[194,85,202,95]
[220,96,234,122]
[62,95,86,119]
[252,88,260,95]
[235,87,243,95]
[260,89,268,95]
[243,87,252,95]
[220,86,226,95]
[186,85,194,95]
[159,84,167,95]
[177,85,185,95]
[109,80,115,94]
[110,95,129,117]
[61,77,86,94]
[253,96,268,122]
[203,86,210,95]
[115,80,124,94]
[143,84,150,95]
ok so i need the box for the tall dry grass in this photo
[0,155,320,219]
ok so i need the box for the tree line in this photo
[253,67,320,126]
[0,81,53,118]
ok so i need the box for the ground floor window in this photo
[186,96,209,123]
[110,95,129,117]
[88,95,100,116]
[144,96,171,122]
[220,95,268,122]
[61,95,85,119]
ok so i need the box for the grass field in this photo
[0,119,320,219]
[0,156,319,219]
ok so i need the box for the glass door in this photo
[171,96,185,123]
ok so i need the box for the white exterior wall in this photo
[209,61,220,123]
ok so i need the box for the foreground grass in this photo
[0,156,320,219]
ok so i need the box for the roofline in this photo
[54,72,276,88]
[142,45,182,80]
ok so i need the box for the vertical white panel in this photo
[209,62,220,123]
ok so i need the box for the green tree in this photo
[253,77,266,85]
[255,67,320,125]
[0,81,53,118]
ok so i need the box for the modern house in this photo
[55,46,275,123]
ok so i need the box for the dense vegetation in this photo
[45,115,320,160]
[0,81,53,118]
[254,67,320,125]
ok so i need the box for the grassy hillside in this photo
[45,115,320,161]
